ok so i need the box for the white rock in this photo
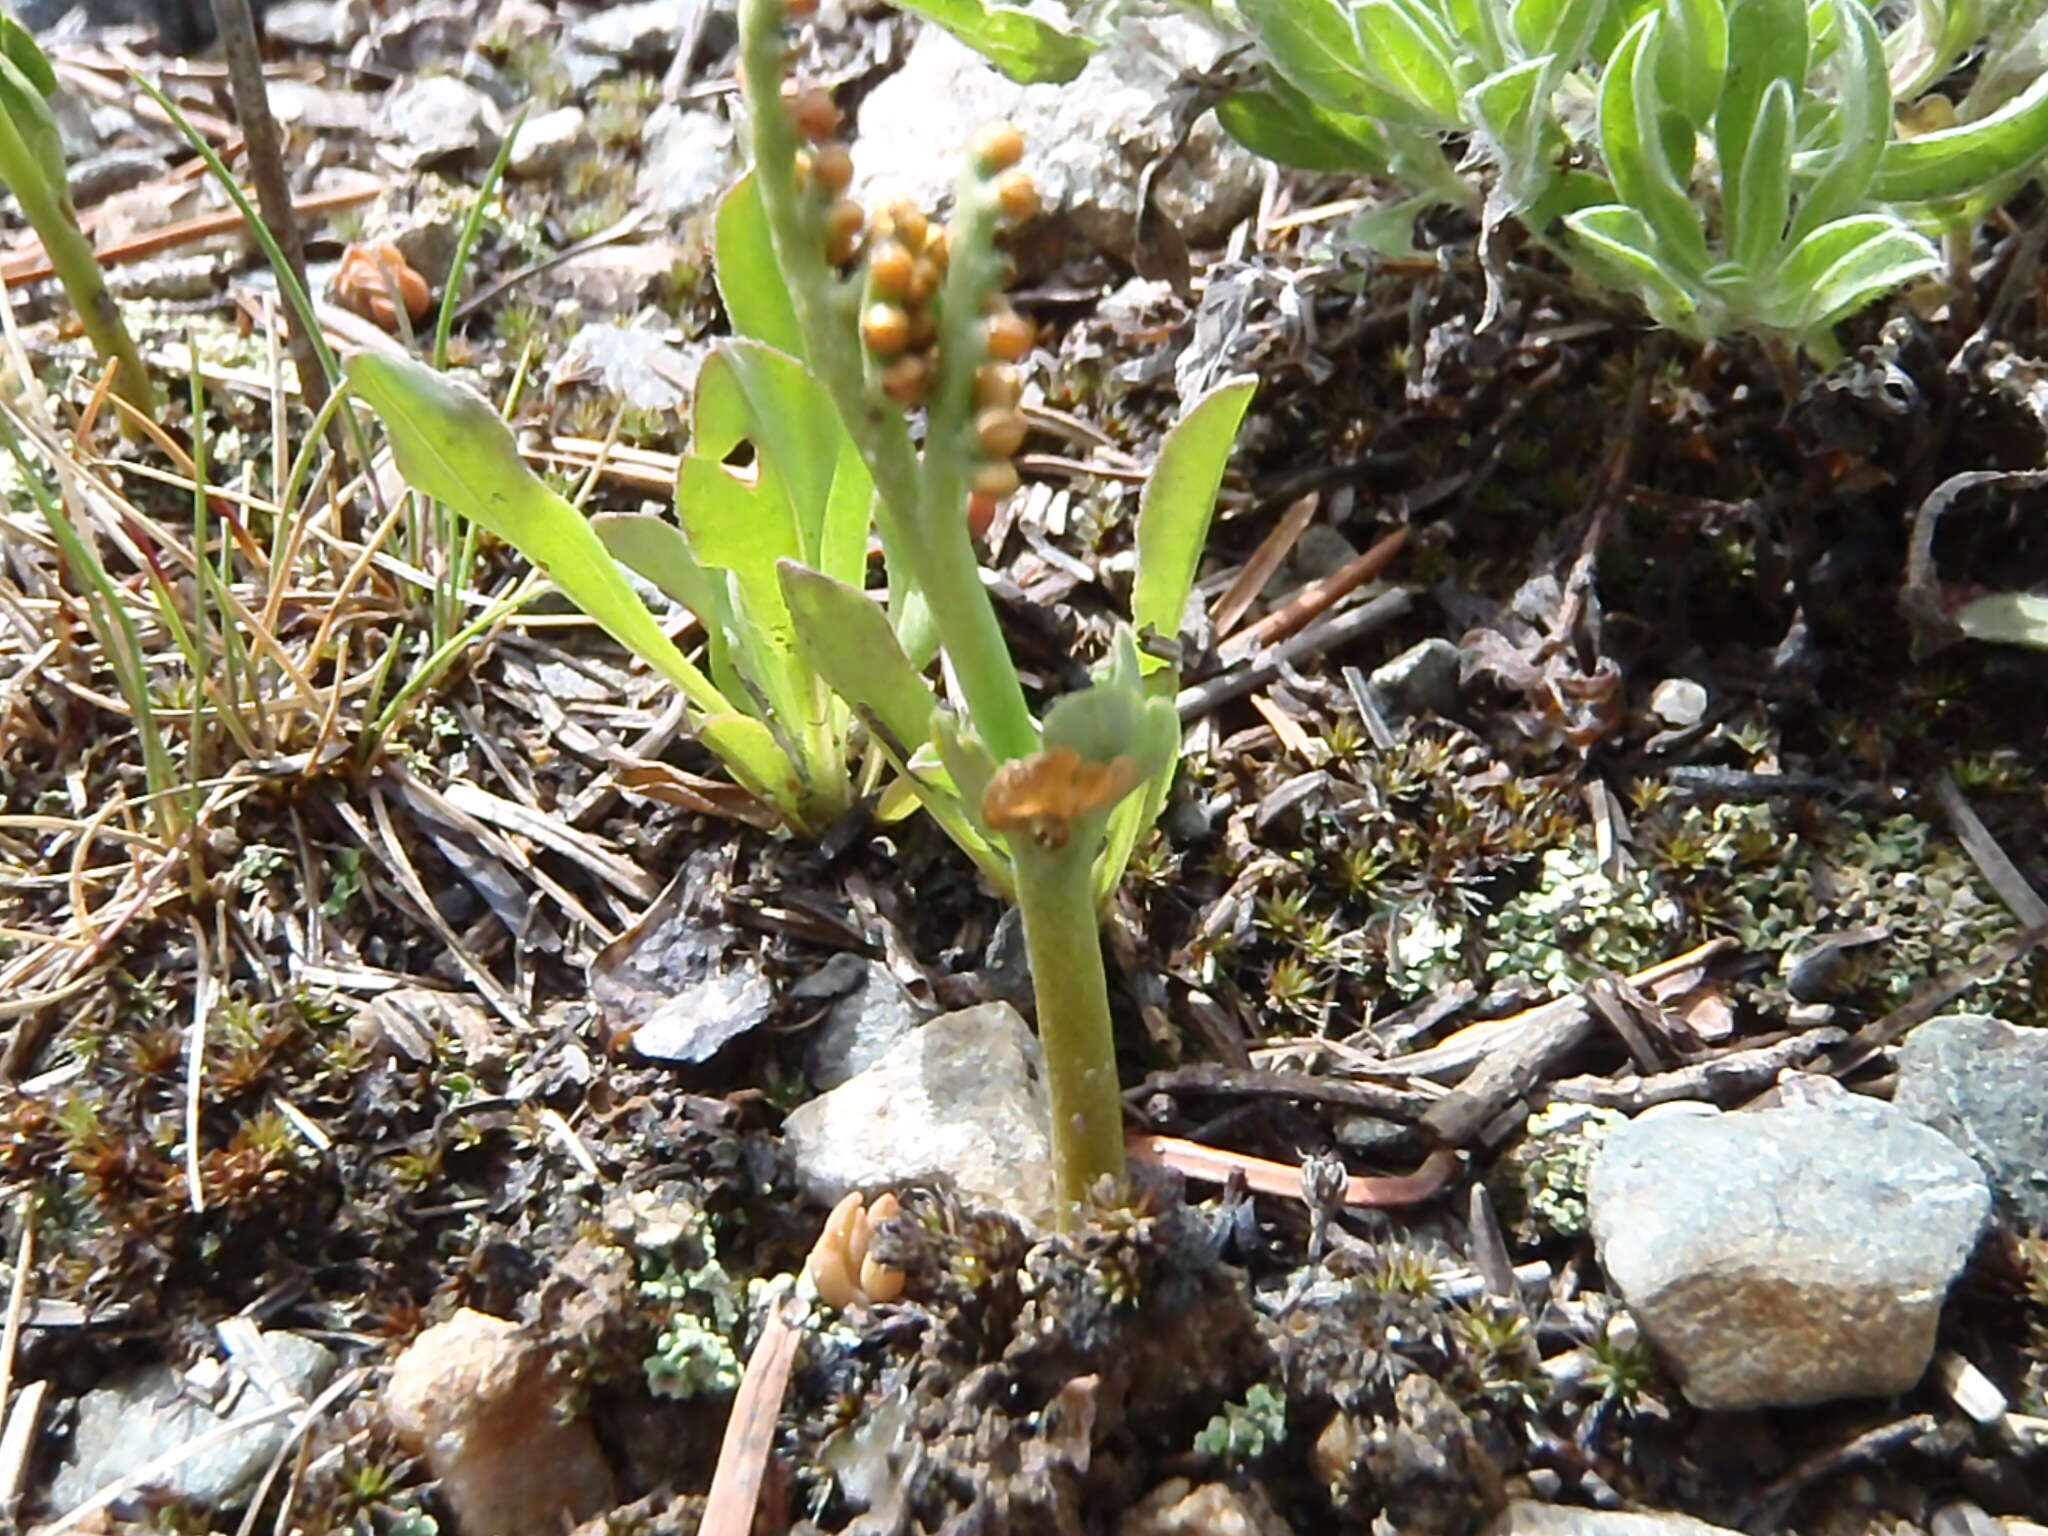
[1119,1479,1292,1536]
[1489,1502,1746,1536]
[782,1002,1056,1227]
[507,106,589,180]
[854,16,1261,276]
[376,77,502,170]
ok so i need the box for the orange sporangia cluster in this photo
[982,746,1141,851]
[330,242,431,332]
[807,1189,907,1310]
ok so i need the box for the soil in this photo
[2,3,2047,1535]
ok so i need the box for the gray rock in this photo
[635,105,740,221]
[1369,638,1461,726]
[782,1002,1056,1228]
[854,16,1261,277]
[1289,524,1358,582]
[1588,1093,1989,1409]
[263,0,354,49]
[1119,1479,1292,1536]
[264,78,376,133]
[805,959,924,1091]
[548,242,686,313]
[68,149,164,207]
[590,861,773,1063]
[1489,1504,1744,1536]
[1897,1013,2048,1230]
[108,254,222,303]
[376,77,502,170]
[50,1331,336,1513]
[507,106,589,179]
[572,0,677,59]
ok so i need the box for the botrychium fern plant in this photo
[347,0,1253,1226]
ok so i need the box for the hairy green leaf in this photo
[1216,83,1394,173]
[1780,213,1940,331]
[1729,76,1794,274]
[1789,0,1888,243]
[1599,13,1706,271]
[1564,202,1705,330]
[1655,0,1727,125]
[889,0,1092,83]
[1355,0,1467,126]
[1239,0,1436,121]
[1873,67,2048,202]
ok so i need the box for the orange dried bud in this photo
[926,225,950,273]
[825,197,865,264]
[787,86,841,141]
[862,303,911,357]
[331,241,431,332]
[881,354,929,406]
[906,256,940,305]
[983,746,1141,851]
[983,308,1033,362]
[975,406,1028,458]
[968,491,999,540]
[974,362,1021,408]
[807,1191,905,1311]
[907,308,937,349]
[868,240,914,296]
[887,199,929,252]
[782,0,817,16]
[973,122,1025,175]
[994,169,1039,222]
[971,459,1020,501]
[813,142,854,195]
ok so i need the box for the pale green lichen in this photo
[1193,1381,1287,1464]
[630,1195,745,1400]
[1485,844,1678,986]
[1496,1103,1627,1243]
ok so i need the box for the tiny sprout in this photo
[862,303,911,357]
[786,86,841,142]
[975,362,1022,408]
[971,459,1020,501]
[984,308,1033,362]
[973,122,1025,175]
[881,354,930,406]
[983,746,1140,851]
[994,170,1039,223]
[975,406,1027,458]
[808,1190,907,1310]
[869,241,914,296]
[813,142,854,195]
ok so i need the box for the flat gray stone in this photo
[1896,1013,2048,1230]
[1369,638,1461,727]
[804,959,924,1091]
[854,16,1260,277]
[1489,1504,1744,1536]
[1588,1092,1989,1409]
[376,77,502,170]
[50,1331,336,1513]
[783,1002,1055,1228]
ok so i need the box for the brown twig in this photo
[1220,524,1409,658]
[1127,1133,1461,1209]
[1177,588,1411,721]
[0,186,379,287]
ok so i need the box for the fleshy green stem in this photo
[0,120,154,422]
[737,0,1036,763]
[1011,842,1127,1219]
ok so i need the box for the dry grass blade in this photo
[701,1297,804,1536]
[1209,491,1318,639]
[1128,1134,1461,1208]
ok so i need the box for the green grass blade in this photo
[1130,376,1255,675]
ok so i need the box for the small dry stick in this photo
[701,1297,804,1536]
[1127,1133,1461,1209]
[209,0,327,414]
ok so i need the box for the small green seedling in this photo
[0,13,154,420]
[348,0,1253,1226]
